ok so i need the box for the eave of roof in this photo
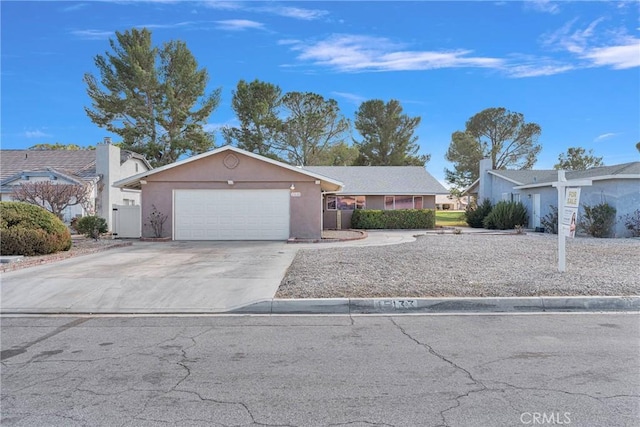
[113,146,344,191]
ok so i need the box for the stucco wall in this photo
[140,151,323,240]
[488,176,639,237]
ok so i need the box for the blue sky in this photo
[2,0,639,186]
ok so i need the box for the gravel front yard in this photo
[277,233,640,298]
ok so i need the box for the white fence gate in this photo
[112,204,141,238]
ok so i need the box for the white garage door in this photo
[174,189,290,240]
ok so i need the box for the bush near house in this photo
[541,205,559,234]
[0,201,72,256]
[75,215,108,240]
[483,201,529,230]
[620,209,640,237]
[580,202,616,238]
[351,209,436,230]
[464,198,492,228]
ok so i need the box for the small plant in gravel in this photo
[75,215,108,240]
[540,205,558,234]
[145,205,168,238]
[579,202,616,238]
[464,198,492,228]
[452,228,462,235]
[620,209,640,237]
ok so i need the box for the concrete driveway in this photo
[1,241,298,314]
[0,231,420,314]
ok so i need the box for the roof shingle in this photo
[303,166,448,195]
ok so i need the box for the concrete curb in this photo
[2,296,638,316]
[231,296,640,314]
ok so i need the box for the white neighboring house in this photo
[0,139,151,230]
[465,158,640,237]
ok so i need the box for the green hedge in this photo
[351,209,435,229]
[0,201,71,256]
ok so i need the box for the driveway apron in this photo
[0,241,298,314]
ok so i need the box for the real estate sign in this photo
[561,187,580,238]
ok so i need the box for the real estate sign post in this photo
[552,171,592,272]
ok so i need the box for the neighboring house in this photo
[465,158,640,237]
[0,140,151,230]
[435,194,468,211]
[115,146,448,241]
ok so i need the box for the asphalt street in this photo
[1,313,638,426]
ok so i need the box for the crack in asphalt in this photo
[329,420,396,426]
[389,317,487,427]
[389,317,638,426]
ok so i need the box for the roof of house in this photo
[304,166,448,195]
[0,149,152,183]
[465,161,640,193]
[114,145,344,191]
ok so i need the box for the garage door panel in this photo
[174,190,290,240]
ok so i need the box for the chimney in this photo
[104,137,112,144]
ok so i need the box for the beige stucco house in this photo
[115,146,447,240]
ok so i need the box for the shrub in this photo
[0,201,71,256]
[464,198,492,228]
[145,205,168,238]
[579,202,616,238]
[75,215,108,240]
[351,209,435,229]
[540,205,558,234]
[483,201,528,230]
[620,209,640,237]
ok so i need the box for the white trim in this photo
[114,146,344,190]
[514,174,639,190]
[487,170,524,185]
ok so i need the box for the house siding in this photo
[485,176,639,237]
[140,151,322,240]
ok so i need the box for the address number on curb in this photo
[376,299,418,309]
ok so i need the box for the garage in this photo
[174,189,290,240]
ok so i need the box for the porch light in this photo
[227,180,234,185]
[290,183,296,191]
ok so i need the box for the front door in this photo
[532,194,541,228]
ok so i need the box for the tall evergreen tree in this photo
[446,107,541,191]
[554,147,604,170]
[84,28,220,167]
[277,92,350,166]
[353,99,428,166]
[223,79,283,158]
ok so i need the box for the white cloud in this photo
[582,38,640,69]
[215,19,265,31]
[524,0,560,14]
[258,6,329,21]
[541,19,640,70]
[70,29,114,40]
[287,34,503,73]
[202,1,327,20]
[201,1,244,11]
[594,133,619,142]
[331,91,367,106]
[136,21,197,30]
[61,3,88,12]
[25,130,52,138]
